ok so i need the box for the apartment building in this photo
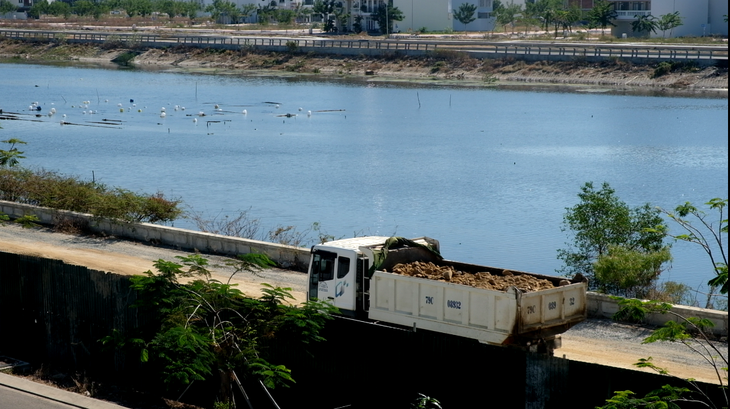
[391,0,727,37]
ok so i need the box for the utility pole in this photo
[386,0,389,38]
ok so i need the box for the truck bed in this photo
[367,266,587,351]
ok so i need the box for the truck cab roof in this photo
[313,236,392,253]
[314,236,439,255]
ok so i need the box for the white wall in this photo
[394,0,453,32]
[708,0,728,36]
[651,0,708,38]
[451,0,497,32]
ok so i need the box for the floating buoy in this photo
[298,107,303,111]
[193,118,198,123]
[160,112,166,118]
[242,109,247,115]
[307,110,312,116]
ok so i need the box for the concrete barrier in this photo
[0,200,311,271]
[586,291,728,338]
[1,200,727,335]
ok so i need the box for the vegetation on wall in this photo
[601,297,728,409]
[0,138,183,225]
[102,254,338,407]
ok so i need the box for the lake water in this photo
[1,62,727,295]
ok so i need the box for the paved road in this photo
[0,373,128,409]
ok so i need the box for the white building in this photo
[391,0,728,37]
[392,0,497,33]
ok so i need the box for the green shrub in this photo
[0,168,183,224]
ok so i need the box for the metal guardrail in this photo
[416,39,728,61]
[1,29,727,62]
[0,29,435,52]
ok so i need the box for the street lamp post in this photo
[386,0,389,37]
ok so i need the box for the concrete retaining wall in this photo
[1,200,727,335]
[586,292,727,337]
[0,200,311,271]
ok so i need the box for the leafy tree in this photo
[526,0,563,33]
[122,0,153,18]
[602,298,729,409]
[587,0,617,36]
[552,4,582,36]
[0,138,26,168]
[0,0,18,14]
[73,0,96,16]
[206,0,240,23]
[313,0,337,32]
[656,11,683,38]
[155,0,184,20]
[557,182,670,293]
[353,14,363,33]
[453,3,477,32]
[493,0,521,34]
[239,3,257,23]
[256,1,277,25]
[593,244,671,298]
[276,9,296,25]
[649,199,728,309]
[332,6,349,32]
[374,2,403,35]
[103,254,338,407]
[631,14,658,36]
[48,0,72,18]
[27,1,48,18]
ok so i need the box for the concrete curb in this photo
[0,372,129,409]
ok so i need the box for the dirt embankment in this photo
[0,38,727,96]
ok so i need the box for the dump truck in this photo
[307,236,587,353]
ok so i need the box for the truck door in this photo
[309,250,336,301]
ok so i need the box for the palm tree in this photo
[587,0,617,36]
[0,138,27,168]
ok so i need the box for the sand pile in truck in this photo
[388,261,557,292]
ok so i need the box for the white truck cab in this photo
[307,236,439,316]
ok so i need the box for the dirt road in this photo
[0,223,726,386]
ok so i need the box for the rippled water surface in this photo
[1,63,727,294]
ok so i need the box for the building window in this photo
[478,12,492,18]
[479,0,492,8]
